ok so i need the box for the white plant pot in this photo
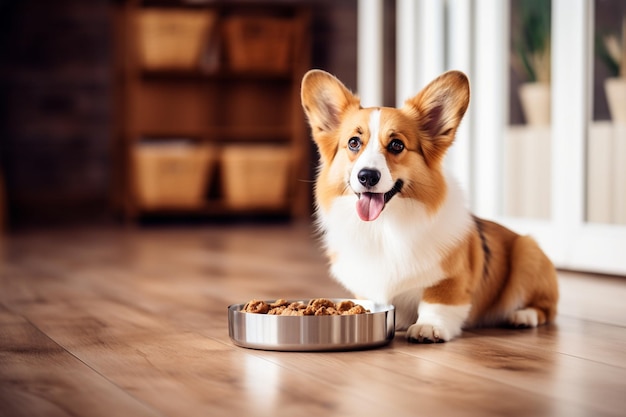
[587,122,626,225]
[519,82,551,126]
[504,126,551,219]
[587,123,613,224]
[604,77,626,125]
[614,124,626,224]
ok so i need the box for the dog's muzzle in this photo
[356,179,404,222]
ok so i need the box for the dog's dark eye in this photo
[387,139,405,154]
[348,137,361,152]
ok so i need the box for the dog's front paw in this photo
[406,302,470,343]
[406,323,453,343]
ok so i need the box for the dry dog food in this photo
[242,298,370,316]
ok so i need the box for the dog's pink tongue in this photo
[356,193,385,221]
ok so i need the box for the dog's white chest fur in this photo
[317,175,473,304]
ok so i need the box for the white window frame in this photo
[358,0,626,275]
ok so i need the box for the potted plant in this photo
[504,1,552,220]
[598,16,626,124]
[512,0,551,126]
[590,16,626,225]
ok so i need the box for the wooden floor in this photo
[1,222,625,417]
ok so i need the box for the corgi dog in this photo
[301,69,559,343]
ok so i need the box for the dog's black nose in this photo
[357,168,381,188]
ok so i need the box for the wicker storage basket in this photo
[221,145,291,209]
[133,141,214,209]
[138,9,216,70]
[223,17,293,73]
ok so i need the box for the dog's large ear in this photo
[301,70,360,165]
[404,70,470,166]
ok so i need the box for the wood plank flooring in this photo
[1,222,625,417]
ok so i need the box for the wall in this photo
[0,0,113,227]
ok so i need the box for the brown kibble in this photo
[307,298,336,310]
[336,300,356,312]
[314,306,329,316]
[242,298,368,316]
[267,306,287,315]
[242,299,269,314]
[325,307,340,315]
[345,305,369,315]
[312,305,340,316]
[269,299,289,308]
[280,308,304,316]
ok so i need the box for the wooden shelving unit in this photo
[112,0,312,220]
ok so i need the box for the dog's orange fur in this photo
[301,69,559,342]
[438,219,558,327]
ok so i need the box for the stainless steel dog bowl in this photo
[228,299,395,351]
